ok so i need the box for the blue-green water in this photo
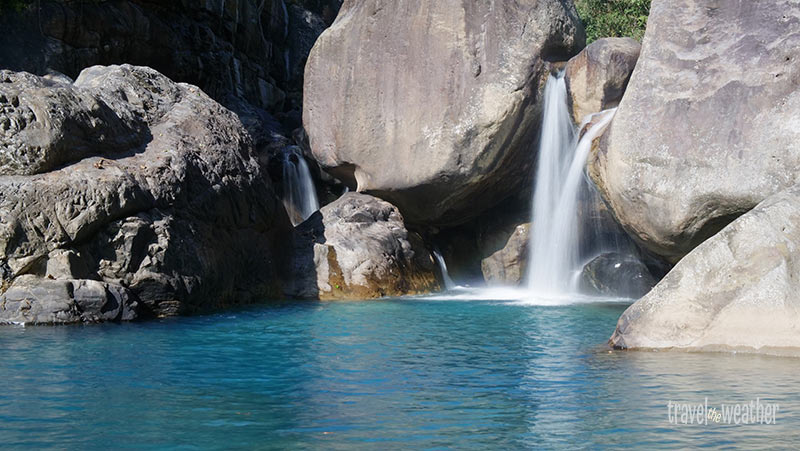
[1,295,798,449]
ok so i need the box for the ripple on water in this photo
[0,296,798,449]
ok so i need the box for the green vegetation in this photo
[0,0,30,14]
[576,0,651,43]
[0,0,106,14]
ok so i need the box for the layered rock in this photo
[304,0,585,226]
[286,193,438,299]
[590,0,800,262]
[611,184,800,355]
[565,37,640,123]
[0,65,291,324]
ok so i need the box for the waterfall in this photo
[282,147,320,226]
[527,72,618,295]
[433,249,457,291]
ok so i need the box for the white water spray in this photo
[282,147,320,226]
[527,73,617,296]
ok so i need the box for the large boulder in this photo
[286,193,439,299]
[610,184,800,355]
[0,65,291,323]
[590,0,800,262]
[304,0,585,226]
[564,37,640,123]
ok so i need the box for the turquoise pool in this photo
[1,295,797,449]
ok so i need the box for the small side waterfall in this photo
[527,73,618,296]
[282,147,320,226]
[433,249,457,291]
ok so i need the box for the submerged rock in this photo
[304,0,585,226]
[565,37,640,123]
[0,65,291,323]
[287,193,439,300]
[578,252,656,299]
[610,184,800,355]
[590,0,800,262]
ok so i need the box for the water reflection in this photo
[0,299,798,449]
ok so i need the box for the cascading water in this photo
[432,248,457,291]
[527,74,577,294]
[527,72,619,296]
[281,147,320,226]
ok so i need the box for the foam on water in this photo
[418,286,633,306]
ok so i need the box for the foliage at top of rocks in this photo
[0,0,107,14]
[577,0,651,43]
[0,0,28,14]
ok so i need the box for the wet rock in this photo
[287,193,439,299]
[578,252,656,299]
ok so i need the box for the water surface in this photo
[1,295,797,449]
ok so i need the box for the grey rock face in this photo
[590,0,800,262]
[0,65,291,323]
[287,193,439,299]
[304,0,585,226]
[565,37,640,123]
[610,184,800,355]
[0,70,144,176]
[0,1,339,114]
[578,252,656,299]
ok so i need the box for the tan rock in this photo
[287,193,439,299]
[611,184,800,355]
[565,37,640,123]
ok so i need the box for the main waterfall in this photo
[527,73,618,296]
[282,147,320,226]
